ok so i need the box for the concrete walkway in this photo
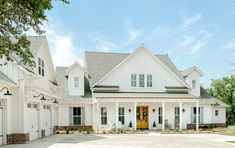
[2,133,235,148]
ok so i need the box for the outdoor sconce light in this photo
[51,97,58,104]
[0,87,12,96]
[34,94,46,101]
[153,109,155,112]
[129,109,131,113]
[182,109,185,112]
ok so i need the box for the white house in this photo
[0,36,228,145]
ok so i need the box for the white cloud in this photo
[42,20,83,66]
[93,36,117,52]
[222,39,235,49]
[180,35,195,45]
[179,13,202,30]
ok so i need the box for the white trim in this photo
[65,61,87,76]
[92,44,189,88]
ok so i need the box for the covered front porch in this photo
[93,93,202,131]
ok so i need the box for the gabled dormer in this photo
[181,66,203,97]
[66,62,87,96]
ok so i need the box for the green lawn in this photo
[209,126,235,136]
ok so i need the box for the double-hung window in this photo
[147,74,152,87]
[175,107,180,124]
[118,107,125,125]
[139,74,145,87]
[131,74,137,87]
[73,107,81,125]
[101,107,107,125]
[38,57,44,76]
[74,77,79,88]
[158,107,163,124]
[192,80,196,89]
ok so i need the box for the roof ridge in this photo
[85,51,130,55]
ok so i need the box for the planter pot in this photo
[153,127,157,130]
[129,127,133,131]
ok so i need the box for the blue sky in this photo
[42,0,235,87]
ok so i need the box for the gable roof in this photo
[181,66,204,77]
[65,61,87,76]
[0,71,16,85]
[85,45,188,87]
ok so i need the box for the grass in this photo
[160,126,235,136]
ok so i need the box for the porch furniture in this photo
[106,121,116,131]
[164,119,171,130]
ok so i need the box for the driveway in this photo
[2,133,235,148]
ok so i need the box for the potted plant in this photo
[153,121,157,130]
[129,121,133,131]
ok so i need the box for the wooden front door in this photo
[136,106,148,129]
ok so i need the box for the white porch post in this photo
[96,102,99,132]
[133,102,137,130]
[162,102,165,131]
[179,102,183,131]
[115,102,119,132]
[196,102,199,130]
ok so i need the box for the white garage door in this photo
[26,103,39,141]
[42,105,52,136]
[0,101,3,145]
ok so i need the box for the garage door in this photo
[42,105,52,136]
[26,103,39,141]
[0,100,3,145]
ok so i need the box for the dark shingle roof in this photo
[85,51,186,86]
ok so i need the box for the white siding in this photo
[185,70,201,96]
[99,48,185,92]
[68,66,85,96]
[212,107,226,123]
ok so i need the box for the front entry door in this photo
[136,106,148,129]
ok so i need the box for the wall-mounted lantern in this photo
[129,109,131,113]
[51,97,58,104]
[182,109,185,112]
[34,94,46,101]
[0,87,12,96]
[153,109,155,113]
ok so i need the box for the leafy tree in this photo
[0,0,68,67]
[208,75,235,124]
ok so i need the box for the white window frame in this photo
[118,107,125,125]
[175,107,180,123]
[131,74,137,87]
[147,74,152,87]
[101,107,107,125]
[192,80,196,89]
[215,110,218,116]
[38,57,45,77]
[158,107,162,124]
[74,77,79,88]
[191,107,204,124]
[139,74,145,87]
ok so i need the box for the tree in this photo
[207,75,235,124]
[0,0,68,67]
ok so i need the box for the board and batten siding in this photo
[184,70,201,96]
[67,66,85,96]
[99,48,185,92]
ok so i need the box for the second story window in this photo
[192,80,196,89]
[38,57,44,77]
[74,77,79,88]
[131,74,137,87]
[139,74,145,87]
[147,74,152,87]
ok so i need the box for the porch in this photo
[93,93,202,131]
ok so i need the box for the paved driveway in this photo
[2,133,235,148]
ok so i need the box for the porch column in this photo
[133,102,137,130]
[179,102,183,131]
[115,102,119,131]
[196,102,199,130]
[162,102,165,131]
[96,102,99,132]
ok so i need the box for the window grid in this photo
[175,107,180,123]
[131,74,137,87]
[118,107,125,125]
[101,107,107,125]
[74,77,79,88]
[139,74,145,87]
[73,107,81,125]
[192,80,196,89]
[147,74,152,87]
[38,57,45,77]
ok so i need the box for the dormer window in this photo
[38,57,44,77]
[74,77,79,88]
[192,80,196,89]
